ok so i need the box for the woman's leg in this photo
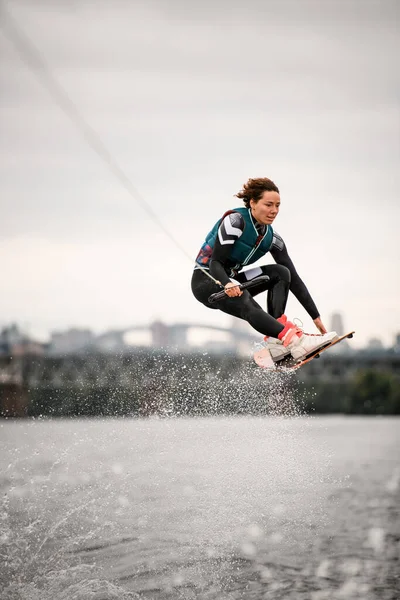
[191,270,284,338]
[235,264,291,318]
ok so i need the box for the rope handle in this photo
[208,275,270,304]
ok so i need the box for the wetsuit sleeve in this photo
[209,212,245,285]
[269,232,320,319]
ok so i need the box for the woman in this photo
[191,177,337,363]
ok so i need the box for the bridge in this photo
[50,320,260,354]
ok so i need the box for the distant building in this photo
[150,321,170,347]
[229,315,253,356]
[330,312,345,336]
[367,337,384,351]
[394,333,400,353]
[0,324,45,356]
[329,312,349,353]
[50,328,94,355]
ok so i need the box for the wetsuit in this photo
[191,209,320,338]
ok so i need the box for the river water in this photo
[1,415,399,599]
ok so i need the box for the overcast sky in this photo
[1,0,399,348]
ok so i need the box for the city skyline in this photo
[1,0,399,349]
[1,314,398,354]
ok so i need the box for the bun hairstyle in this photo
[235,178,279,208]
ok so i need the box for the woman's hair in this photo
[235,178,279,208]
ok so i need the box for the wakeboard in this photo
[253,331,355,371]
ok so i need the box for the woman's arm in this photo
[209,212,245,286]
[269,233,320,320]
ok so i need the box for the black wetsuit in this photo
[191,211,320,338]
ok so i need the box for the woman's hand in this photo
[313,317,327,334]
[224,282,243,297]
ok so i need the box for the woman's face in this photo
[250,191,280,225]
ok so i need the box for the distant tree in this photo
[348,370,400,415]
[298,382,349,414]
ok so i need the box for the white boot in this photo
[262,337,291,362]
[282,326,338,362]
[262,314,291,362]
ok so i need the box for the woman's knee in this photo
[274,264,291,283]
